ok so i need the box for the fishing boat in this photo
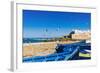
[23,41,91,62]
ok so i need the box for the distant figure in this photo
[55,44,64,53]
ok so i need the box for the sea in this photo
[23,38,53,43]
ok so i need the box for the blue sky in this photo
[23,10,91,38]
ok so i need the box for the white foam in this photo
[23,42,57,46]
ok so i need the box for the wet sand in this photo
[23,41,79,57]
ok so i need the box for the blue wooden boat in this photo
[23,41,91,62]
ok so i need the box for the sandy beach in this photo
[23,41,79,57]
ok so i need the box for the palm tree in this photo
[68,31,75,38]
[56,24,60,42]
[45,28,49,41]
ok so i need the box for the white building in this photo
[71,29,91,40]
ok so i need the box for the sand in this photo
[23,41,79,57]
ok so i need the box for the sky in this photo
[23,10,91,38]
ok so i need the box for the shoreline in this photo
[23,40,80,46]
